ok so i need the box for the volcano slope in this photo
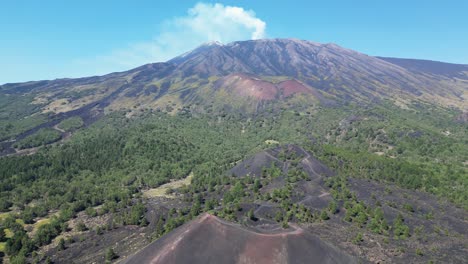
[0,39,466,264]
[121,213,356,264]
[1,39,467,156]
[113,144,468,264]
[0,115,465,264]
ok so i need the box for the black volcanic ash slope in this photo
[115,144,467,264]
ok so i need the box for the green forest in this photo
[0,102,466,262]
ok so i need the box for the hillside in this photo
[1,39,467,156]
[0,39,466,264]
[121,213,356,264]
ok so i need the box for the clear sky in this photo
[1,0,467,84]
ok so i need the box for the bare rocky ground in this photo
[121,213,357,264]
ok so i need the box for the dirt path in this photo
[301,153,322,178]
[5,129,71,158]
[5,147,39,157]
[264,151,283,163]
[318,192,330,198]
[53,124,66,133]
[208,214,304,236]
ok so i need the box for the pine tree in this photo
[247,209,257,221]
[105,247,118,262]
[328,201,339,214]
[352,233,363,245]
[320,210,330,221]
[58,237,66,250]
[393,213,410,239]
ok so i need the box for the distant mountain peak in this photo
[101,38,468,111]
[201,40,224,46]
[2,38,466,119]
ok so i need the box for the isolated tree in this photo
[328,201,339,214]
[247,209,257,221]
[403,203,415,213]
[393,213,410,239]
[320,210,330,221]
[155,215,165,237]
[352,233,363,245]
[76,221,87,232]
[95,226,103,235]
[355,211,368,227]
[253,179,262,193]
[58,237,66,250]
[190,200,201,218]
[274,211,283,223]
[105,247,118,262]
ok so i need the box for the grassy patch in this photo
[143,173,193,198]
[57,116,84,131]
[265,139,280,145]
[4,229,13,238]
[0,212,10,221]
[30,218,51,235]
[15,218,25,226]
[0,242,5,252]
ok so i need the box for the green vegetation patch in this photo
[57,116,84,131]
[31,218,51,234]
[0,102,466,260]
[4,229,13,238]
[15,219,25,227]
[0,213,10,221]
[0,115,47,142]
[13,128,61,149]
[0,94,48,141]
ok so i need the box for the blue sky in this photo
[1,0,467,84]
